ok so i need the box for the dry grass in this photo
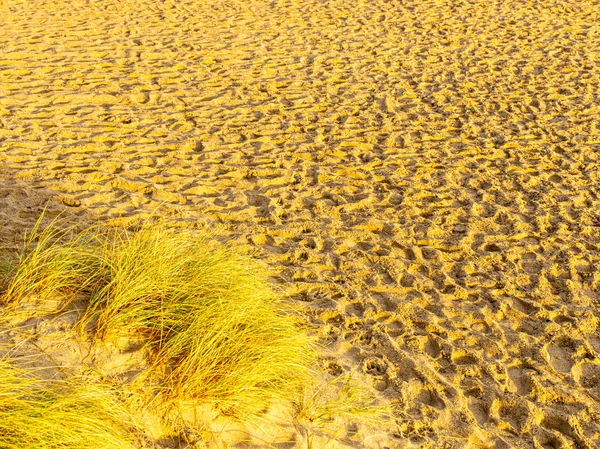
[0,357,138,449]
[83,222,316,424]
[0,217,317,434]
[0,215,98,306]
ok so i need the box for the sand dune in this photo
[1,0,600,447]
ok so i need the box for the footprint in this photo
[468,398,490,426]
[541,413,578,443]
[507,367,534,396]
[551,314,575,325]
[511,297,539,315]
[495,400,530,432]
[545,336,578,374]
[363,357,388,376]
[483,243,502,252]
[322,358,344,377]
[424,337,441,358]
[421,247,438,260]
[416,387,446,410]
[572,362,600,397]
[395,357,419,382]
[399,246,417,261]
[533,432,564,449]
[452,350,478,365]
[470,321,491,334]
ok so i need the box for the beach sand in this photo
[1,0,600,447]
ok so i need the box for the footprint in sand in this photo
[572,361,600,399]
[321,358,344,377]
[492,399,531,433]
[544,336,579,374]
[507,366,534,396]
[415,386,446,410]
[540,413,583,447]
[362,357,388,376]
[423,336,441,359]
[363,358,390,391]
[451,350,479,366]
[468,398,491,426]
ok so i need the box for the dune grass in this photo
[0,216,316,433]
[0,358,138,449]
[0,216,98,306]
[84,223,316,422]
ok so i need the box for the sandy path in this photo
[1,0,600,447]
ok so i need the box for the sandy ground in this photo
[1,0,600,447]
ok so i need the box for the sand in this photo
[1,0,600,447]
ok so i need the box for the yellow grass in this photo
[83,222,316,422]
[0,358,138,449]
[0,215,99,306]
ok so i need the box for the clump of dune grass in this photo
[0,215,98,307]
[0,357,138,449]
[0,216,390,445]
[85,223,316,426]
[0,216,316,434]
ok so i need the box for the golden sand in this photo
[1,0,600,447]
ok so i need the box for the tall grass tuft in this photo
[0,216,316,432]
[0,217,391,445]
[85,224,315,422]
[0,358,138,449]
[0,215,98,306]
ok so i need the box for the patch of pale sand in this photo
[2,0,600,447]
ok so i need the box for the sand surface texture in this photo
[2,0,600,447]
